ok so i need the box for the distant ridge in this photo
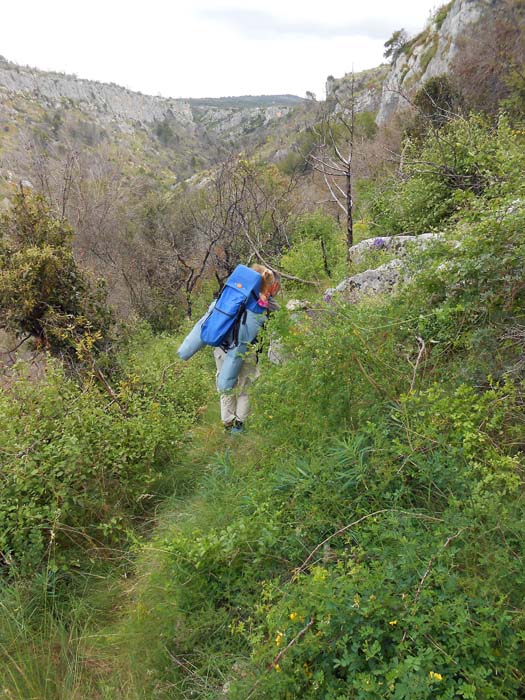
[187,95,306,108]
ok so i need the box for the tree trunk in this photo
[320,238,331,277]
[346,170,353,255]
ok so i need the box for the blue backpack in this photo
[200,265,265,348]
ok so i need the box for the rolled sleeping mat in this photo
[216,343,248,392]
[176,304,214,360]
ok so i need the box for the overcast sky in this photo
[1,0,441,99]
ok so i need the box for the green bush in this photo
[433,1,453,29]
[410,75,464,135]
[279,211,346,286]
[370,114,524,234]
[0,325,214,574]
[0,191,112,358]
[405,193,525,367]
[124,372,525,699]
[278,129,318,176]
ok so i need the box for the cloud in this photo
[198,8,398,40]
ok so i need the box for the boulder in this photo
[325,233,459,304]
[348,233,444,265]
[324,259,403,304]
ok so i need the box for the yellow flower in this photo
[389,620,398,626]
[303,662,312,678]
[274,663,281,672]
[429,671,443,681]
[275,631,284,646]
[289,612,298,621]
[313,567,327,582]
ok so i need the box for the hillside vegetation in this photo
[1,1,525,698]
[102,114,524,700]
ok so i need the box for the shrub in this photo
[125,372,525,699]
[410,75,464,135]
[279,211,346,286]
[0,191,112,359]
[0,325,214,574]
[433,1,453,29]
[370,114,524,234]
[278,128,319,176]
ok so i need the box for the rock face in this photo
[0,55,303,142]
[193,103,295,140]
[0,55,310,185]
[0,56,193,126]
[325,65,389,113]
[376,0,495,124]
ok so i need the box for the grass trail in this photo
[0,390,258,700]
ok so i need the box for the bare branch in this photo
[322,173,347,214]
[269,618,315,669]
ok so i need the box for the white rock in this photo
[329,259,404,303]
[349,233,444,264]
[286,299,311,311]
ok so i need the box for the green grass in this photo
[0,569,128,699]
[0,405,220,700]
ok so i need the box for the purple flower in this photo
[323,292,332,303]
[373,237,386,249]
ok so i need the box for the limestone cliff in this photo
[325,65,389,113]
[0,56,193,127]
[0,55,303,145]
[376,0,498,124]
[0,55,307,182]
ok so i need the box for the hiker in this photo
[177,264,280,433]
[215,265,280,433]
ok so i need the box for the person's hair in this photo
[251,264,276,295]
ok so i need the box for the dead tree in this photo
[309,74,356,256]
[171,156,310,303]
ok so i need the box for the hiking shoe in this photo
[230,420,244,434]
[224,421,235,433]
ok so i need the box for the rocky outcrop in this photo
[348,233,445,264]
[193,104,294,139]
[324,259,403,303]
[0,56,193,126]
[0,54,311,183]
[376,0,495,124]
[0,55,302,143]
[325,233,456,304]
[325,65,389,113]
